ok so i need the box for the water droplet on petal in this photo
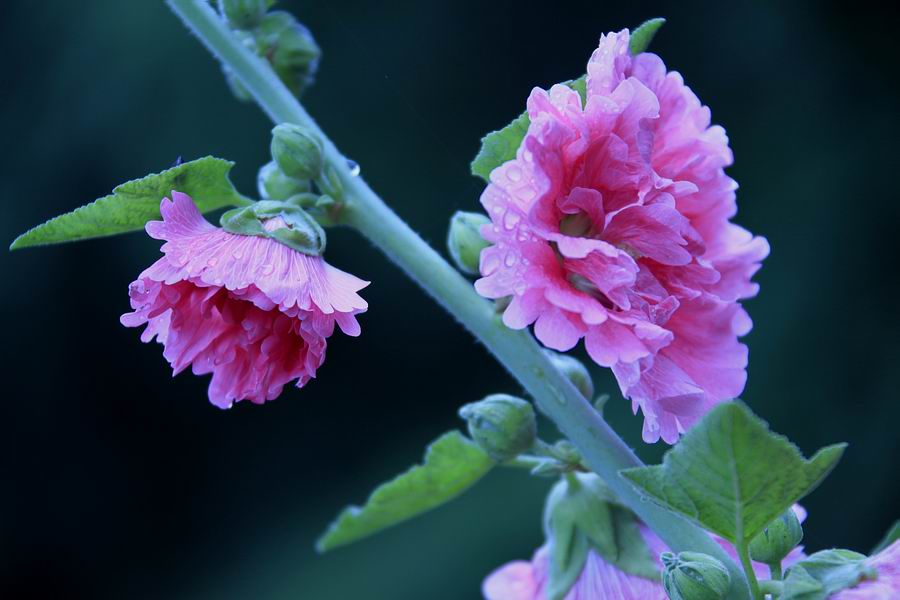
[504,253,517,267]
[261,264,275,275]
[232,250,243,259]
[503,212,521,230]
[207,258,219,267]
[347,159,360,176]
[507,166,522,182]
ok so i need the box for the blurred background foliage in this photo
[1,1,897,598]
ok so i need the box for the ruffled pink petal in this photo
[483,561,540,600]
[122,193,368,407]
[475,27,767,443]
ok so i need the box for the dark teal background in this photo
[2,1,897,598]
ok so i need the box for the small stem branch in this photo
[166,2,752,598]
[738,542,762,600]
[502,455,546,470]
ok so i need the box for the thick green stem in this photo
[768,560,783,581]
[166,2,752,598]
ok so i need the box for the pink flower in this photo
[830,541,900,600]
[121,192,368,408]
[475,29,768,443]
[483,507,807,599]
[483,526,669,600]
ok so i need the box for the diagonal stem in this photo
[166,1,752,598]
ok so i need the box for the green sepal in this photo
[470,77,587,182]
[220,200,326,255]
[871,519,900,555]
[546,524,590,600]
[10,156,244,250]
[315,431,494,552]
[781,549,877,600]
[544,472,658,600]
[629,18,666,55]
[620,402,846,549]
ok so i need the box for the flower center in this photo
[559,212,595,238]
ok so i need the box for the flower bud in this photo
[256,11,320,96]
[544,350,594,400]
[218,0,266,30]
[749,508,804,564]
[458,394,536,462]
[220,200,326,256]
[447,211,490,275]
[257,161,311,200]
[270,123,324,180]
[661,552,731,600]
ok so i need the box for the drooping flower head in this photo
[830,541,900,600]
[475,29,768,443]
[121,192,368,407]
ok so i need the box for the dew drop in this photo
[504,253,517,267]
[503,212,521,230]
[232,250,244,259]
[261,264,275,275]
[347,159,361,176]
[507,166,522,182]
[207,258,219,267]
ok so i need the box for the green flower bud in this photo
[544,350,594,400]
[218,0,266,30]
[270,123,324,180]
[458,394,536,462]
[257,161,311,200]
[749,508,804,564]
[661,552,731,600]
[447,211,490,275]
[256,11,321,96]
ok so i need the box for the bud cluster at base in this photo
[216,3,321,98]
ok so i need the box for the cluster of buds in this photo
[217,0,321,99]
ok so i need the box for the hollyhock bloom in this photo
[483,525,669,600]
[475,29,768,442]
[483,507,806,599]
[121,192,368,407]
[830,541,900,600]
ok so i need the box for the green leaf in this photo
[629,18,666,55]
[316,431,494,552]
[782,549,877,600]
[470,77,588,182]
[620,402,845,548]
[470,111,530,182]
[10,156,244,250]
[871,519,900,554]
